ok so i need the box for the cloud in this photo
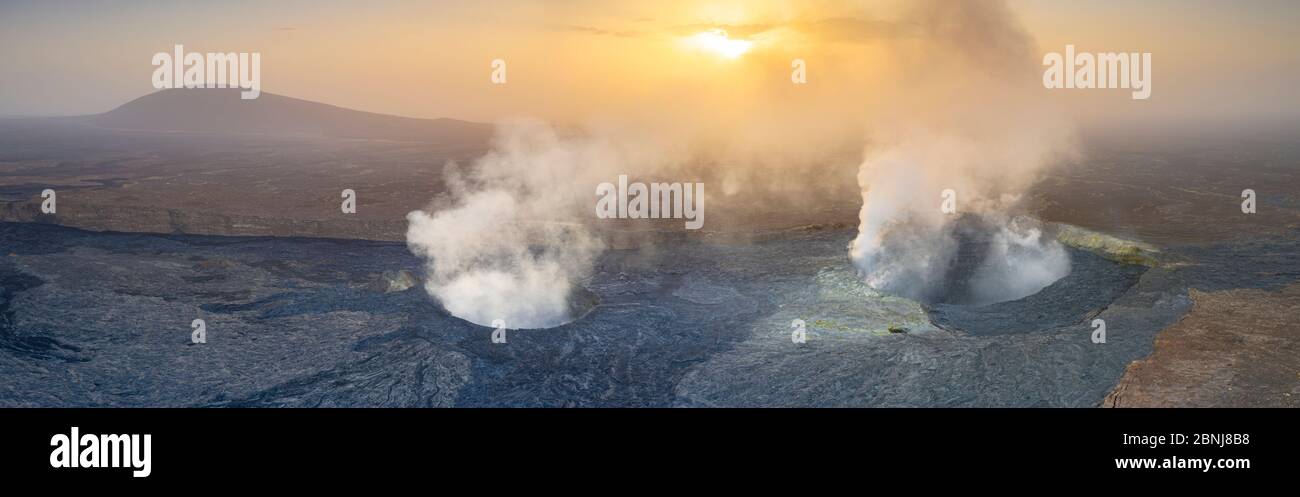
[550,24,641,38]
[555,16,910,44]
[791,17,912,42]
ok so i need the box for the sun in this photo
[685,29,753,59]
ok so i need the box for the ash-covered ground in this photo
[5,221,1290,407]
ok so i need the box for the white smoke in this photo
[969,215,1071,305]
[408,0,1079,320]
[406,121,611,329]
[848,0,1076,304]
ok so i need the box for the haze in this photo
[2,0,1298,129]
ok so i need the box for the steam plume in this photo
[407,0,1080,326]
[848,0,1076,303]
[406,121,607,329]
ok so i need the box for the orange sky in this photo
[1,0,1297,127]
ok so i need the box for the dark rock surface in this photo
[1105,284,1300,408]
[2,221,1253,407]
[927,250,1148,336]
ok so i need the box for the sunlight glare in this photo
[685,29,753,59]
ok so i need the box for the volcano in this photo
[89,88,492,145]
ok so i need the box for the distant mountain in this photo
[89,89,493,144]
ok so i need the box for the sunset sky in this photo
[2,0,1297,127]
